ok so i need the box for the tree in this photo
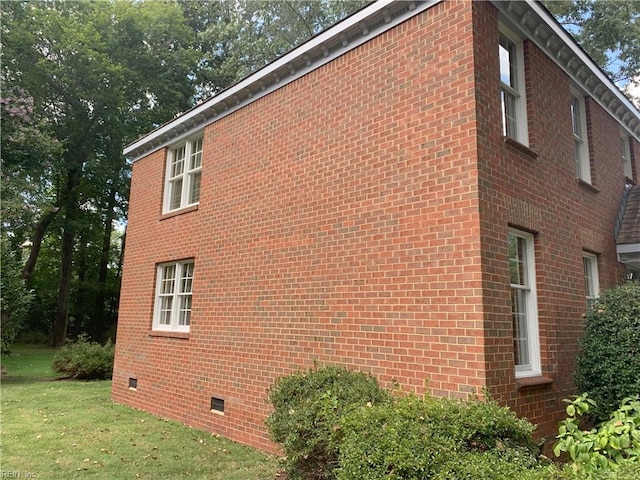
[1,0,369,346]
[180,0,371,101]
[1,86,61,350]
[543,0,640,85]
[0,237,34,353]
[1,1,198,345]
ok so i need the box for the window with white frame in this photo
[508,229,541,377]
[153,260,194,332]
[164,136,203,212]
[583,252,599,310]
[571,91,591,183]
[621,133,633,179]
[499,28,528,145]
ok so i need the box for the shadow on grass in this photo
[1,343,61,384]
[1,372,70,385]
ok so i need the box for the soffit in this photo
[123,0,441,162]
[125,0,640,162]
[493,0,640,142]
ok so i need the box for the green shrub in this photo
[554,394,640,479]
[434,451,561,480]
[1,237,33,353]
[52,335,115,380]
[265,364,392,480]
[575,283,640,421]
[336,394,553,480]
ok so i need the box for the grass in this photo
[1,344,279,479]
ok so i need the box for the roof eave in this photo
[123,0,441,162]
[124,0,640,162]
[492,0,640,141]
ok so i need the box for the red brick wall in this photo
[113,0,638,452]
[471,1,634,440]
[113,0,487,452]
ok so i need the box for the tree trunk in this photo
[91,187,116,340]
[50,165,81,347]
[50,227,74,346]
[108,228,126,324]
[22,205,60,286]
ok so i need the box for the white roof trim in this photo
[493,0,640,141]
[124,0,441,161]
[125,0,640,161]
[617,243,640,254]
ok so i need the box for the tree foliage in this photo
[1,0,368,344]
[543,0,640,85]
[180,0,370,101]
[0,237,34,353]
[3,0,628,347]
[1,0,198,344]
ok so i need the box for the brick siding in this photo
[113,0,639,452]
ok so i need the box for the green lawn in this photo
[1,345,279,479]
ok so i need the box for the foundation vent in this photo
[210,397,225,414]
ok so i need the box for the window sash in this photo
[164,136,203,212]
[508,230,540,377]
[154,261,194,332]
[499,29,527,145]
[583,253,599,309]
[622,135,632,179]
[571,93,591,183]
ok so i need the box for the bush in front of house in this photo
[265,364,393,480]
[52,335,115,380]
[335,394,555,480]
[574,282,640,421]
[554,393,640,479]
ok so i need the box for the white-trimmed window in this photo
[621,133,633,179]
[571,90,591,183]
[164,136,203,212]
[508,229,541,378]
[499,28,528,145]
[153,260,194,332]
[583,252,599,309]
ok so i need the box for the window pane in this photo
[171,145,186,177]
[501,90,517,138]
[178,295,192,326]
[571,96,582,138]
[180,262,194,293]
[583,257,593,297]
[575,139,585,178]
[511,288,529,366]
[499,34,517,88]
[161,265,176,294]
[509,234,527,286]
[170,178,183,210]
[160,296,173,325]
[622,137,632,178]
[190,139,203,170]
[189,171,201,204]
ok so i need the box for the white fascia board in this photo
[493,0,640,141]
[617,243,640,254]
[124,0,442,161]
[526,1,639,118]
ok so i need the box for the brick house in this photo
[112,0,640,451]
